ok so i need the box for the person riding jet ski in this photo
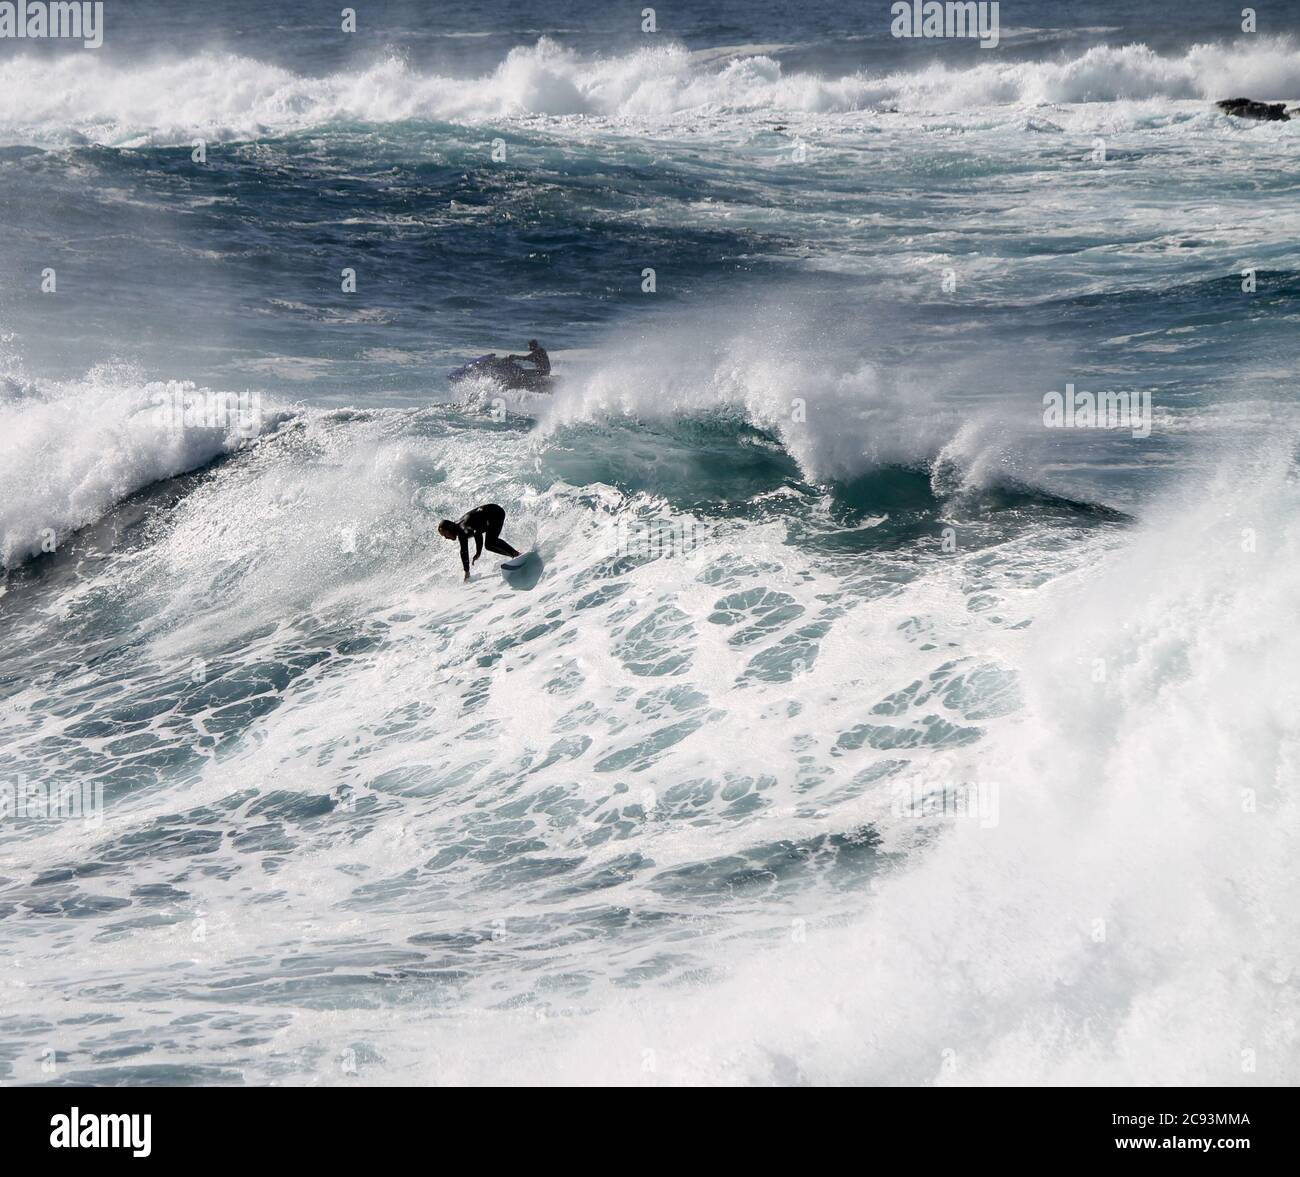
[448,340,552,391]
[508,340,550,376]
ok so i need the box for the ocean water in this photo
[1,1,1299,1086]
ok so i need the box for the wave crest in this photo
[0,364,288,569]
[2,37,1298,146]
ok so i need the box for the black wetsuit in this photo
[511,345,550,375]
[454,504,519,574]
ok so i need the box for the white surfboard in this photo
[500,553,531,571]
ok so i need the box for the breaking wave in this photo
[2,37,1299,146]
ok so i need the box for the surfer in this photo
[438,503,521,581]
[507,340,550,376]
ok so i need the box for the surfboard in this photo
[500,551,543,589]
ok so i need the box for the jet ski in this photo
[448,354,553,392]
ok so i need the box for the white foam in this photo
[2,37,1298,146]
[279,436,1298,1086]
[0,363,287,568]
[3,376,1294,1085]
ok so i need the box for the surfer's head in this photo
[527,339,539,350]
[437,520,459,540]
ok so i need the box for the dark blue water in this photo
[2,0,1297,394]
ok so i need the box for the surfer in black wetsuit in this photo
[438,503,520,581]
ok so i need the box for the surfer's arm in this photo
[459,536,471,576]
[472,533,484,563]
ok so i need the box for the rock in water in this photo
[1216,97,1292,122]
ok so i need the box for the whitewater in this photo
[5,36,1300,145]
[1,3,1298,1087]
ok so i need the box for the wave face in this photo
[2,1,1299,1088]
